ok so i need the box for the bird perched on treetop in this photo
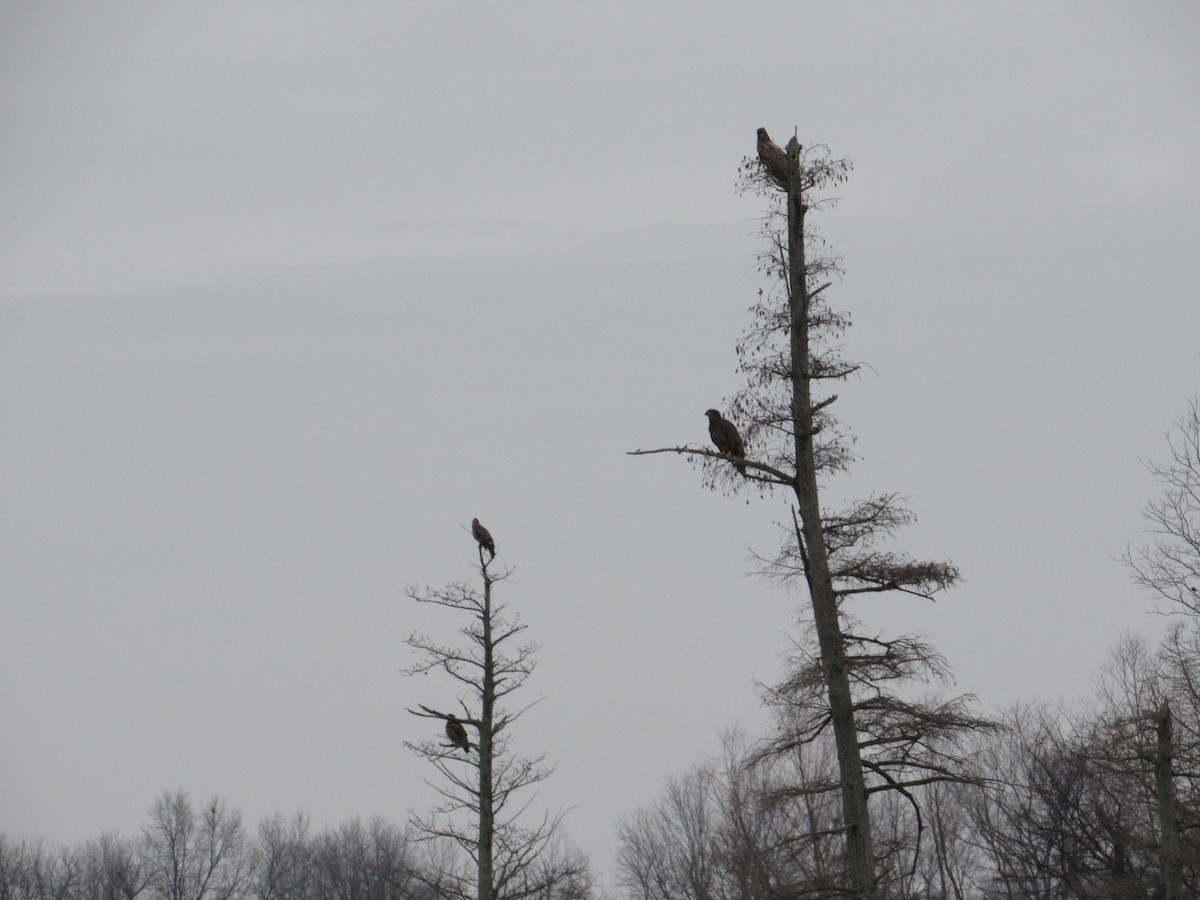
[756,127,789,189]
[445,714,472,754]
[471,518,495,559]
[705,409,747,475]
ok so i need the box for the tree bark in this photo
[784,137,876,898]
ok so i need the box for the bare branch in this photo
[627,444,796,486]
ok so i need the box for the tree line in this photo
[0,789,589,900]
[2,790,412,900]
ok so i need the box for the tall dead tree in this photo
[403,529,588,900]
[632,131,989,898]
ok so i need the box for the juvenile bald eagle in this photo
[756,127,789,189]
[705,409,747,475]
[471,518,495,559]
[445,714,472,754]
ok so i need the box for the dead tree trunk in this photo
[1156,698,1182,900]
[478,570,495,900]
[784,136,877,898]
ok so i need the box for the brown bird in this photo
[756,127,789,189]
[445,714,472,754]
[471,518,495,559]
[705,409,747,475]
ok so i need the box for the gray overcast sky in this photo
[3,0,1199,887]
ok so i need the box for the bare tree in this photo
[630,132,989,897]
[964,633,1200,900]
[402,530,591,900]
[141,791,253,900]
[503,837,594,900]
[306,817,420,900]
[615,729,851,900]
[1124,399,1200,615]
[249,812,312,900]
[615,765,719,900]
[80,832,148,900]
[249,811,425,900]
[964,704,1085,899]
[0,835,83,900]
[1088,631,1200,899]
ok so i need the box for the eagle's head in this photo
[756,127,769,141]
[705,409,720,421]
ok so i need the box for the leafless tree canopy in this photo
[0,791,431,900]
[1125,400,1200,615]
[142,791,253,900]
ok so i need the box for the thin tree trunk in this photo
[478,572,495,900]
[785,137,876,898]
[1157,699,1182,900]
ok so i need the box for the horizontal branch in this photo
[863,773,986,794]
[407,703,480,728]
[626,444,795,485]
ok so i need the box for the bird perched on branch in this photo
[705,409,747,475]
[471,518,495,559]
[756,127,789,189]
[445,714,472,754]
